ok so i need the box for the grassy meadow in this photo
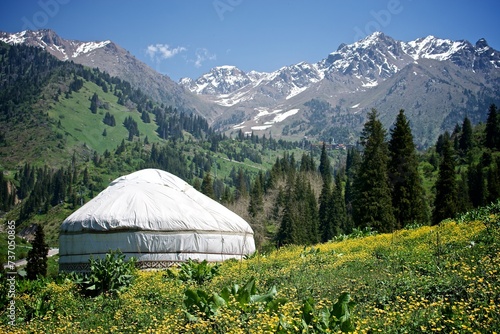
[1,203,499,333]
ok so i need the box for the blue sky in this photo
[1,1,499,81]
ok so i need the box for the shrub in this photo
[72,250,136,297]
[166,259,219,285]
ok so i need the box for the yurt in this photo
[59,169,255,272]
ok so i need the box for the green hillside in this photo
[48,81,161,155]
[0,203,498,332]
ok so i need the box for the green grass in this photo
[48,81,161,155]
[1,203,498,333]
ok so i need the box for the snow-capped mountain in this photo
[1,29,499,146]
[180,32,500,146]
[0,29,213,118]
[180,65,252,95]
[185,32,499,99]
[0,29,111,60]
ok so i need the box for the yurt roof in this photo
[61,168,254,235]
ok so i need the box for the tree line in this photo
[199,105,500,248]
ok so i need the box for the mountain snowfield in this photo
[1,29,499,145]
[0,29,111,60]
[180,32,500,143]
[182,32,500,99]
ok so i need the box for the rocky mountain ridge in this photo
[1,29,499,146]
[0,29,218,119]
[180,32,500,146]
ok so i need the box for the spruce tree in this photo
[319,142,332,185]
[90,92,99,114]
[353,109,396,233]
[487,157,500,202]
[276,186,295,247]
[26,224,49,280]
[345,147,361,233]
[388,110,428,228]
[318,143,333,242]
[432,134,458,225]
[201,172,214,199]
[331,173,347,235]
[318,178,333,242]
[485,104,499,150]
[248,173,263,218]
[459,116,473,155]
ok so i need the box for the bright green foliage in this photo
[183,276,278,321]
[433,133,458,225]
[287,292,355,333]
[388,110,428,228]
[166,259,219,285]
[353,109,396,233]
[26,224,49,280]
[2,203,500,332]
[72,250,136,297]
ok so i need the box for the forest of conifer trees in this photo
[1,42,499,250]
[1,103,499,249]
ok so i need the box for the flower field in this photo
[1,205,499,333]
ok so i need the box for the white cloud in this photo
[194,48,216,67]
[146,43,187,61]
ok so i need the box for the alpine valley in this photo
[2,29,500,147]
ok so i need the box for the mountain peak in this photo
[476,38,489,50]
[0,29,113,61]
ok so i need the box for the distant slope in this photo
[0,41,163,168]
[182,32,500,146]
[0,29,219,120]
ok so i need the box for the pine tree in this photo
[388,110,428,228]
[90,92,99,114]
[318,142,333,242]
[332,173,348,235]
[353,109,396,233]
[26,224,49,280]
[485,104,499,150]
[318,178,333,242]
[345,147,361,233]
[248,172,263,218]
[235,168,248,199]
[276,187,294,247]
[487,156,500,202]
[201,172,214,199]
[459,116,473,155]
[319,142,332,185]
[432,134,457,225]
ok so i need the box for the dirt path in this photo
[3,248,59,269]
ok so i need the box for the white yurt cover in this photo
[59,169,255,271]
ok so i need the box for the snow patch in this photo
[272,108,299,123]
[0,30,27,44]
[251,125,273,131]
[286,86,307,100]
[72,40,111,58]
[361,79,378,88]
